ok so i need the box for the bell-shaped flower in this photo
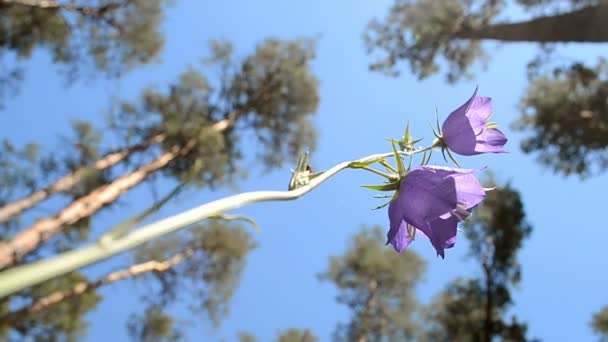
[441,87,508,156]
[386,166,485,258]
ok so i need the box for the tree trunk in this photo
[0,248,194,326]
[0,134,165,225]
[483,262,494,342]
[0,118,234,269]
[455,3,608,43]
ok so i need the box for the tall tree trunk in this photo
[0,248,194,326]
[0,118,234,269]
[455,3,608,43]
[483,262,494,342]
[0,134,165,225]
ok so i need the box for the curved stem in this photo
[0,149,426,298]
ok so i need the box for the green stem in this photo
[0,149,424,298]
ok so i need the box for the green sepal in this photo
[445,147,462,168]
[361,181,400,191]
[420,148,433,165]
[372,201,391,210]
[379,160,398,173]
[435,107,442,133]
[391,139,406,177]
[371,188,400,210]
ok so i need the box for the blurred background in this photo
[0,0,607,341]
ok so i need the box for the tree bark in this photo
[0,0,120,16]
[0,248,194,326]
[0,118,234,269]
[0,0,124,31]
[455,3,608,43]
[483,262,493,342]
[0,134,165,225]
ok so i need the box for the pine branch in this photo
[0,248,194,326]
[0,0,125,31]
[0,118,233,269]
[0,134,165,225]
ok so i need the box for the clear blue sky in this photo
[1,1,606,341]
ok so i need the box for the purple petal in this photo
[419,166,486,211]
[386,201,404,246]
[450,172,486,210]
[475,128,508,153]
[398,168,458,229]
[389,219,414,253]
[428,215,459,258]
[467,96,493,123]
[441,109,477,155]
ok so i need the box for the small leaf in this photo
[361,182,400,191]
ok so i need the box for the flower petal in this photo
[398,168,458,228]
[389,219,414,253]
[475,128,508,153]
[442,109,477,155]
[386,200,404,246]
[428,215,459,258]
[467,96,493,123]
[419,166,485,211]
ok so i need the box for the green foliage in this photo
[129,221,256,335]
[238,332,259,342]
[592,306,608,341]
[423,180,533,341]
[276,328,318,342]
[515,60,608,177]
[320,226,425,342]
[1,272,102,342]
[364,0,496,81]
[364,0,601,81]
[0,139,58,236]
[0,0,168,101]
[127,305,182,342]
[111,37,319,185]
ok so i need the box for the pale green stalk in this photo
[0,149,430,298]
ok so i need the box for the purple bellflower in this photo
[387,166,486,258]
[441,87,508,156]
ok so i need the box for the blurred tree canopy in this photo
[320,182,535,342]
[365,0,608,177]
[422,180,534,342]
[0,0,169,103]
[320,226,426,342]
[237,328,318,342]
[592,306,608,341]
[0,2,321,339]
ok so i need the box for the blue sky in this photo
[1,0,607,341]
